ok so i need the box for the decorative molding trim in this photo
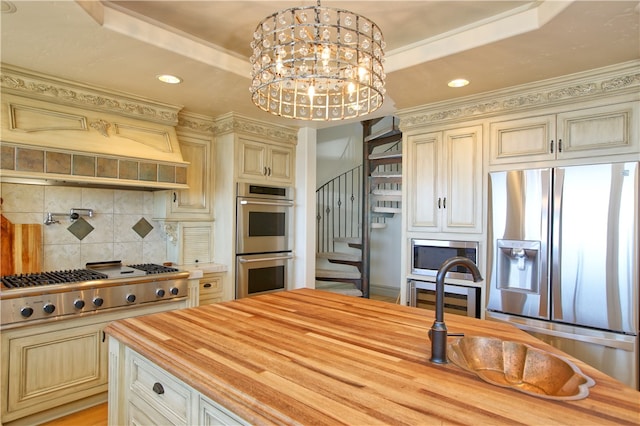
[162,222,179,244]
[0,64,181,125]
[177,112,215,135]
[213,112,298,144]
[398,61,640,131]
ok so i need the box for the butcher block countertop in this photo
[105,289,640,425]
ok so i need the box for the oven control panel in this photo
[1,278,188,327]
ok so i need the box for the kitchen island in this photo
[105,289,640,425]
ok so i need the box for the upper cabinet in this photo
[154,114,215,221]
[237,137,294,185]
[406,125,483,234]
[490,100,639,165]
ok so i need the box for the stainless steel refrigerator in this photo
[486,162,639,389]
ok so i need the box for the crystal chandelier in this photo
[249,1,386,121]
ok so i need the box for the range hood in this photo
[0,64,189,190]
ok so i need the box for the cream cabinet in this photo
[165,222,214,266]
[490,101,639,165]
[199,272,224,305]
[1,302,188,424]
[1,321,108,423]
[237,137,294,184]
[406,125,483,234]
[109,342,246,426]
[154,131,214,221]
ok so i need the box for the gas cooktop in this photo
[1,262,182,289]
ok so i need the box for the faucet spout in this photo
[429,256,483,364]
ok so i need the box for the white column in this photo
[293,127,317,289]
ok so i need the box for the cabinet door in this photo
[267,144,294,184]
[557,101,639,159]
[175,135,211,214]
[153,133,213,220]
[442,126,483,233]
[490,115,556,164]
[238,139,267,180]
[4,322,107,417]
[407,132,440,231]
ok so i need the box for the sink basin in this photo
[448,336,595,400]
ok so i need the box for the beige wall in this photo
[1,183,167,271]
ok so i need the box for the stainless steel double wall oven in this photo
[235,183,294,298]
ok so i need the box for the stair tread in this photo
[315,268,362,279]
[371,171,402,178]
[372,188,401,196]
[317,252,362,262]
[372,206,401,213]
[369,150,402,160]
[371,194,402,202]
[364,128,402,143]
[333,237,362,244]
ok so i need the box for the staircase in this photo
[315,117,402,297]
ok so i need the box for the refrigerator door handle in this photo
[551,168,565,321]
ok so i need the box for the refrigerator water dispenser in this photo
[496,240,541,293]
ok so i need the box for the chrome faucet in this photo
[429,256,483,364]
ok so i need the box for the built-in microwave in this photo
[411,239,479,280]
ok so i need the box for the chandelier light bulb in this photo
[249,0,385,120]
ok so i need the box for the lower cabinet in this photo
[199,273,224,305]
[109,341,246,425]
[2,321,108,423]
[1,301,187,424]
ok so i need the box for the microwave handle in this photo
[238,254,295,263]
[239,200,294,207]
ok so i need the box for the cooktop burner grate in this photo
[129,264,179,274]
[1,269,109,288]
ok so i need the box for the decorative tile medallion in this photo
[132,217,153,238]
[67,217,94,240]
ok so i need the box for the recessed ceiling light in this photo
[156,74,182,84]
[448,78,469,88]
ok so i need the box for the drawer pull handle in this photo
[152,382,165,395]
[203,283,212,288]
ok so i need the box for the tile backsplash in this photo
[1,183,168,271]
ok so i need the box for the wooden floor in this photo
[41,292,397,425]
[41,402,107,426]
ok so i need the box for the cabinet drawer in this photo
[127,349,192,424]
[200,395,246,425]
[199,276,222,296]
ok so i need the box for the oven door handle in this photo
[239,200,294,207]
[238,254,294,263]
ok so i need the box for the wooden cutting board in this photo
[1,215,42,275]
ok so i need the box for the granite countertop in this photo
[105,289,640,425]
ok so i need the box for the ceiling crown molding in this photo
[398,60,640,130]
[213,112,298,144]
[0,64,182,126]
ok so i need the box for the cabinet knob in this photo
[558,139,563,153]
[263,166,268,176]
[443,197,446,209]
[437,197,441,209]
[550,140,554,154]
[203,283,212,288]
[268,167,272,176]
[152,382,165,395]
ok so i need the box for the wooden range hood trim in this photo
[0,64,192,189]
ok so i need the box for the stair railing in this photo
[316,166,362,253]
